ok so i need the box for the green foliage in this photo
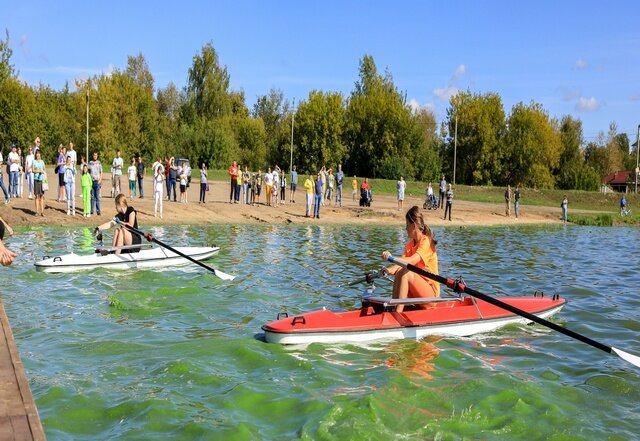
[444,91,506,185]
[503,101,561,188]
[295,90,345,173]
[0,39,627,193]
[184,42,234,122]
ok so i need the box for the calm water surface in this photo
[3,224,640,440]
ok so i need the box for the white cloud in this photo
[408,98,435,114]
[629,93,640,102]
[432,64,467,102]
[557,86,581,102]
[576,97,603,112]
[575,58,588,69]
[454,64,466,78]
[433,86,459,101]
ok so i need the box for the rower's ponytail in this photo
[406,205,437,251]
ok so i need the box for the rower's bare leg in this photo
[113,229,124,254]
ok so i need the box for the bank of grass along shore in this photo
[0,167,636,228]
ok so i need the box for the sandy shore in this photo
[0,170,564,229]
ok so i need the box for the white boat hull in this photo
[34,246,220,273]
[264,304,565,345]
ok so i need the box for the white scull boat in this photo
[34,245,220,273]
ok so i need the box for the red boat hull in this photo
[263,296,566,344]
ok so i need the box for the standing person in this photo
[381,206,440,313]
[438,175,446,209]
[271,170,279,207]
[313,172,323,219]
[319,166,327,207]
[228,160,238,204]
[164,156,171,200]
[242,166,250,204]
[95,194,142,255]
[335,164,344,207]
[199,163,208,204]
[80,164,92,217]
[66,142,77,200]
[325,169,334,204]
[168,157,178,202]
[127,158,137,200]
[88,152,103,216]
[32,149,46,216]
[112,149,123,197]
[56,144,67,202]
[25,146,34,199]
[443,184,453,221]
[63,156,76,216]
[235,165,242,203]
[505,185,512,217]
[179,163,188,203]
[304,174,314,217]
[0,151,8,204]
[136,156,145,198]
[255,169,263,205]
[351,175,358,202]
[280,173,286,205]
[397,176,406,210]
[290,165,298,203]
[264,167,273,206]
[66,142,77,167]
[183,160,191,203]
[561,195,568,224]
[17,147,24,198]
[250,173,257,205]
[8,144,20,198]
[514,185,521,219]
[154,161,164,219]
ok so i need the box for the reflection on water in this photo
[2,224,640,439]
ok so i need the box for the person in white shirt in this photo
[66,142,77,167]
[153,163,164,219]
[112,150,123,196]
[8,145,20,198]
[264,167,273,206]
[127,158,137,200]
[25,146,35,199]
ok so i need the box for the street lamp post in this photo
[290,98,295,174]
[86,89,89,161]
[453,110,458,186]
[636,124,640,193]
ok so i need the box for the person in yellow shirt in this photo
[381,206,440,312]
[304,175,314,218]
[351,175,358,202]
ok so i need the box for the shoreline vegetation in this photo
[0,168,636,231]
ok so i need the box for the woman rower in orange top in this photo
[381,205,440,312]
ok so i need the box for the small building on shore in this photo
[602,170,635,193]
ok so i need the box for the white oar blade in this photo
[214,270,235,281]
[612,347,640,368]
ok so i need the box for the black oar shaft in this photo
[393,258,613,355]
[120,222,220,275]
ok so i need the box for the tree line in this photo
[0,32,634,190]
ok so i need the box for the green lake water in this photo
[3,224,640,440]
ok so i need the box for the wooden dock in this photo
[0,300,45,441]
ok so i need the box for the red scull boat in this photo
[263,294,566,345]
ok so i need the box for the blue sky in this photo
[2,0,639,143]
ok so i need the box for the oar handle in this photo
[386,256,617,359]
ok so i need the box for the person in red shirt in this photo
[381,206,440,312]
[228,160,238,204]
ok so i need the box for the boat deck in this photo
[0,299,45,441]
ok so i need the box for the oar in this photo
[346,268,386,286]
[114,219,235,281]
[387,256,640,369]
